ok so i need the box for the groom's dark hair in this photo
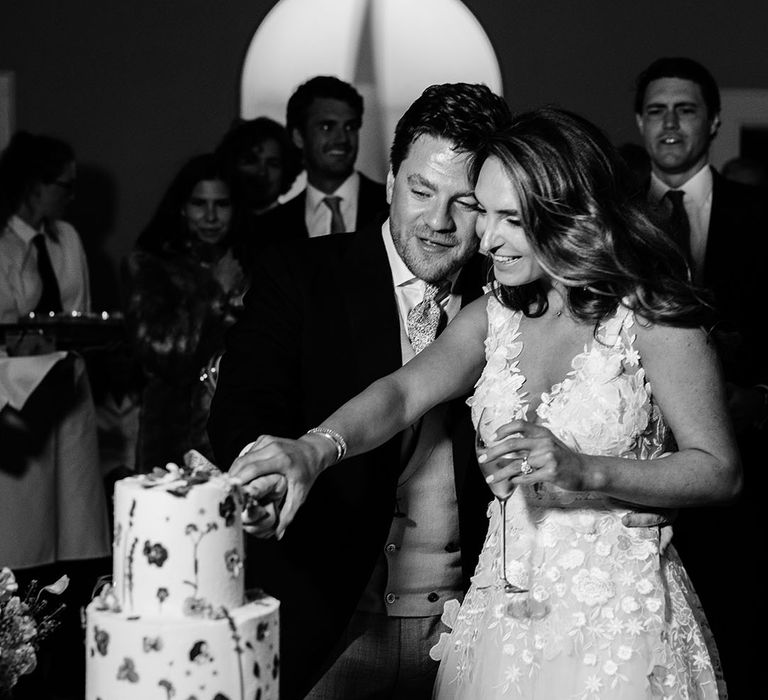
[389,83,511,175]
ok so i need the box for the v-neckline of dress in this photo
[507,308,603,423]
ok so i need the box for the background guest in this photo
[255,75,387,249]
[0,131,110,700]
[0,131,89,323]
[634,55,768,697]
[124,153,247,471]
[216,115,302,218]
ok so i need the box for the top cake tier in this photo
[112,461,245,618]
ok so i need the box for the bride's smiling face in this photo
[474,156,546,287]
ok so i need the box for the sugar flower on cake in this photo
[93,582,121,613]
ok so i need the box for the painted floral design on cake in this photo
[156,586,169,611]
[142,636,163,652]
[120,500,137,609]
[94,626,110,656]
[179,521,219,616]
[190,640,214,664]
[223,607,246,699]
[158,679,174,699]
[224,549,242,578]
[117,657,139,682]
[219,494,237,526]
[143,541,169,567]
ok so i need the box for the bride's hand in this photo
[230,433,337,539]
[481,420,588,491]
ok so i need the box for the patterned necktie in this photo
[32,234,63,313]
[663,189,691,262]
[322,195,346,234]
[407,280,450,354]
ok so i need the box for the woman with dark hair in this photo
[0,131,90,322]
[232,107,738,698]
[124,153,247,470]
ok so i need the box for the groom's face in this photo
[387,134,479,284]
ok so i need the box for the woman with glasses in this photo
[0,131,89,323]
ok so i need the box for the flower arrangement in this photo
[0,567,68,694]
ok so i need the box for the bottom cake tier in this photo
[85,593,279,700]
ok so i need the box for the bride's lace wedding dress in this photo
[431,297,725,699]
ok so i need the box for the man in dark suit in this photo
[635,56,768,698]
[209,83,511,699]
[255,75,387,247]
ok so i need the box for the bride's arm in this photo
[488,321,742,508]
[231,295,489,537]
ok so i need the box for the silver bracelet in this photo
[305,426,348,464]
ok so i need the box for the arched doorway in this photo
[240,0,502,189]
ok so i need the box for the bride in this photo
[232,107,739,698]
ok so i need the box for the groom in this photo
[209,82,509,699]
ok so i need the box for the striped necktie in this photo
[322,196,346,234]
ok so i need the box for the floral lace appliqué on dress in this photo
[431,296,725,699]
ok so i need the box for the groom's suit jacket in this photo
[208,220,490,700]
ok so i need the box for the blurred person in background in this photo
[256,76,387,247]
[124,153,248,471]
[0,131,89,323]
[216,115,302,218]
[0,131,109,700]
[635,55,768,697]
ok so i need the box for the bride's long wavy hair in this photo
[468,107,712,328]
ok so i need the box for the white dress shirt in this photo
[650,165,713,277]
[381,220,462,336]
[305,171,360,237]
[0,216,91,323]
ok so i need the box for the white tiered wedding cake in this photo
[85,454,279,700]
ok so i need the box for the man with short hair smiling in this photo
[257,75,387,243]
[635,56,768,699]
[210,82,510,699]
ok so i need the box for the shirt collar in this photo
[381,219,459,291]
[6,215,40,245]
[306,171,360,211]
[649,164,713,205]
